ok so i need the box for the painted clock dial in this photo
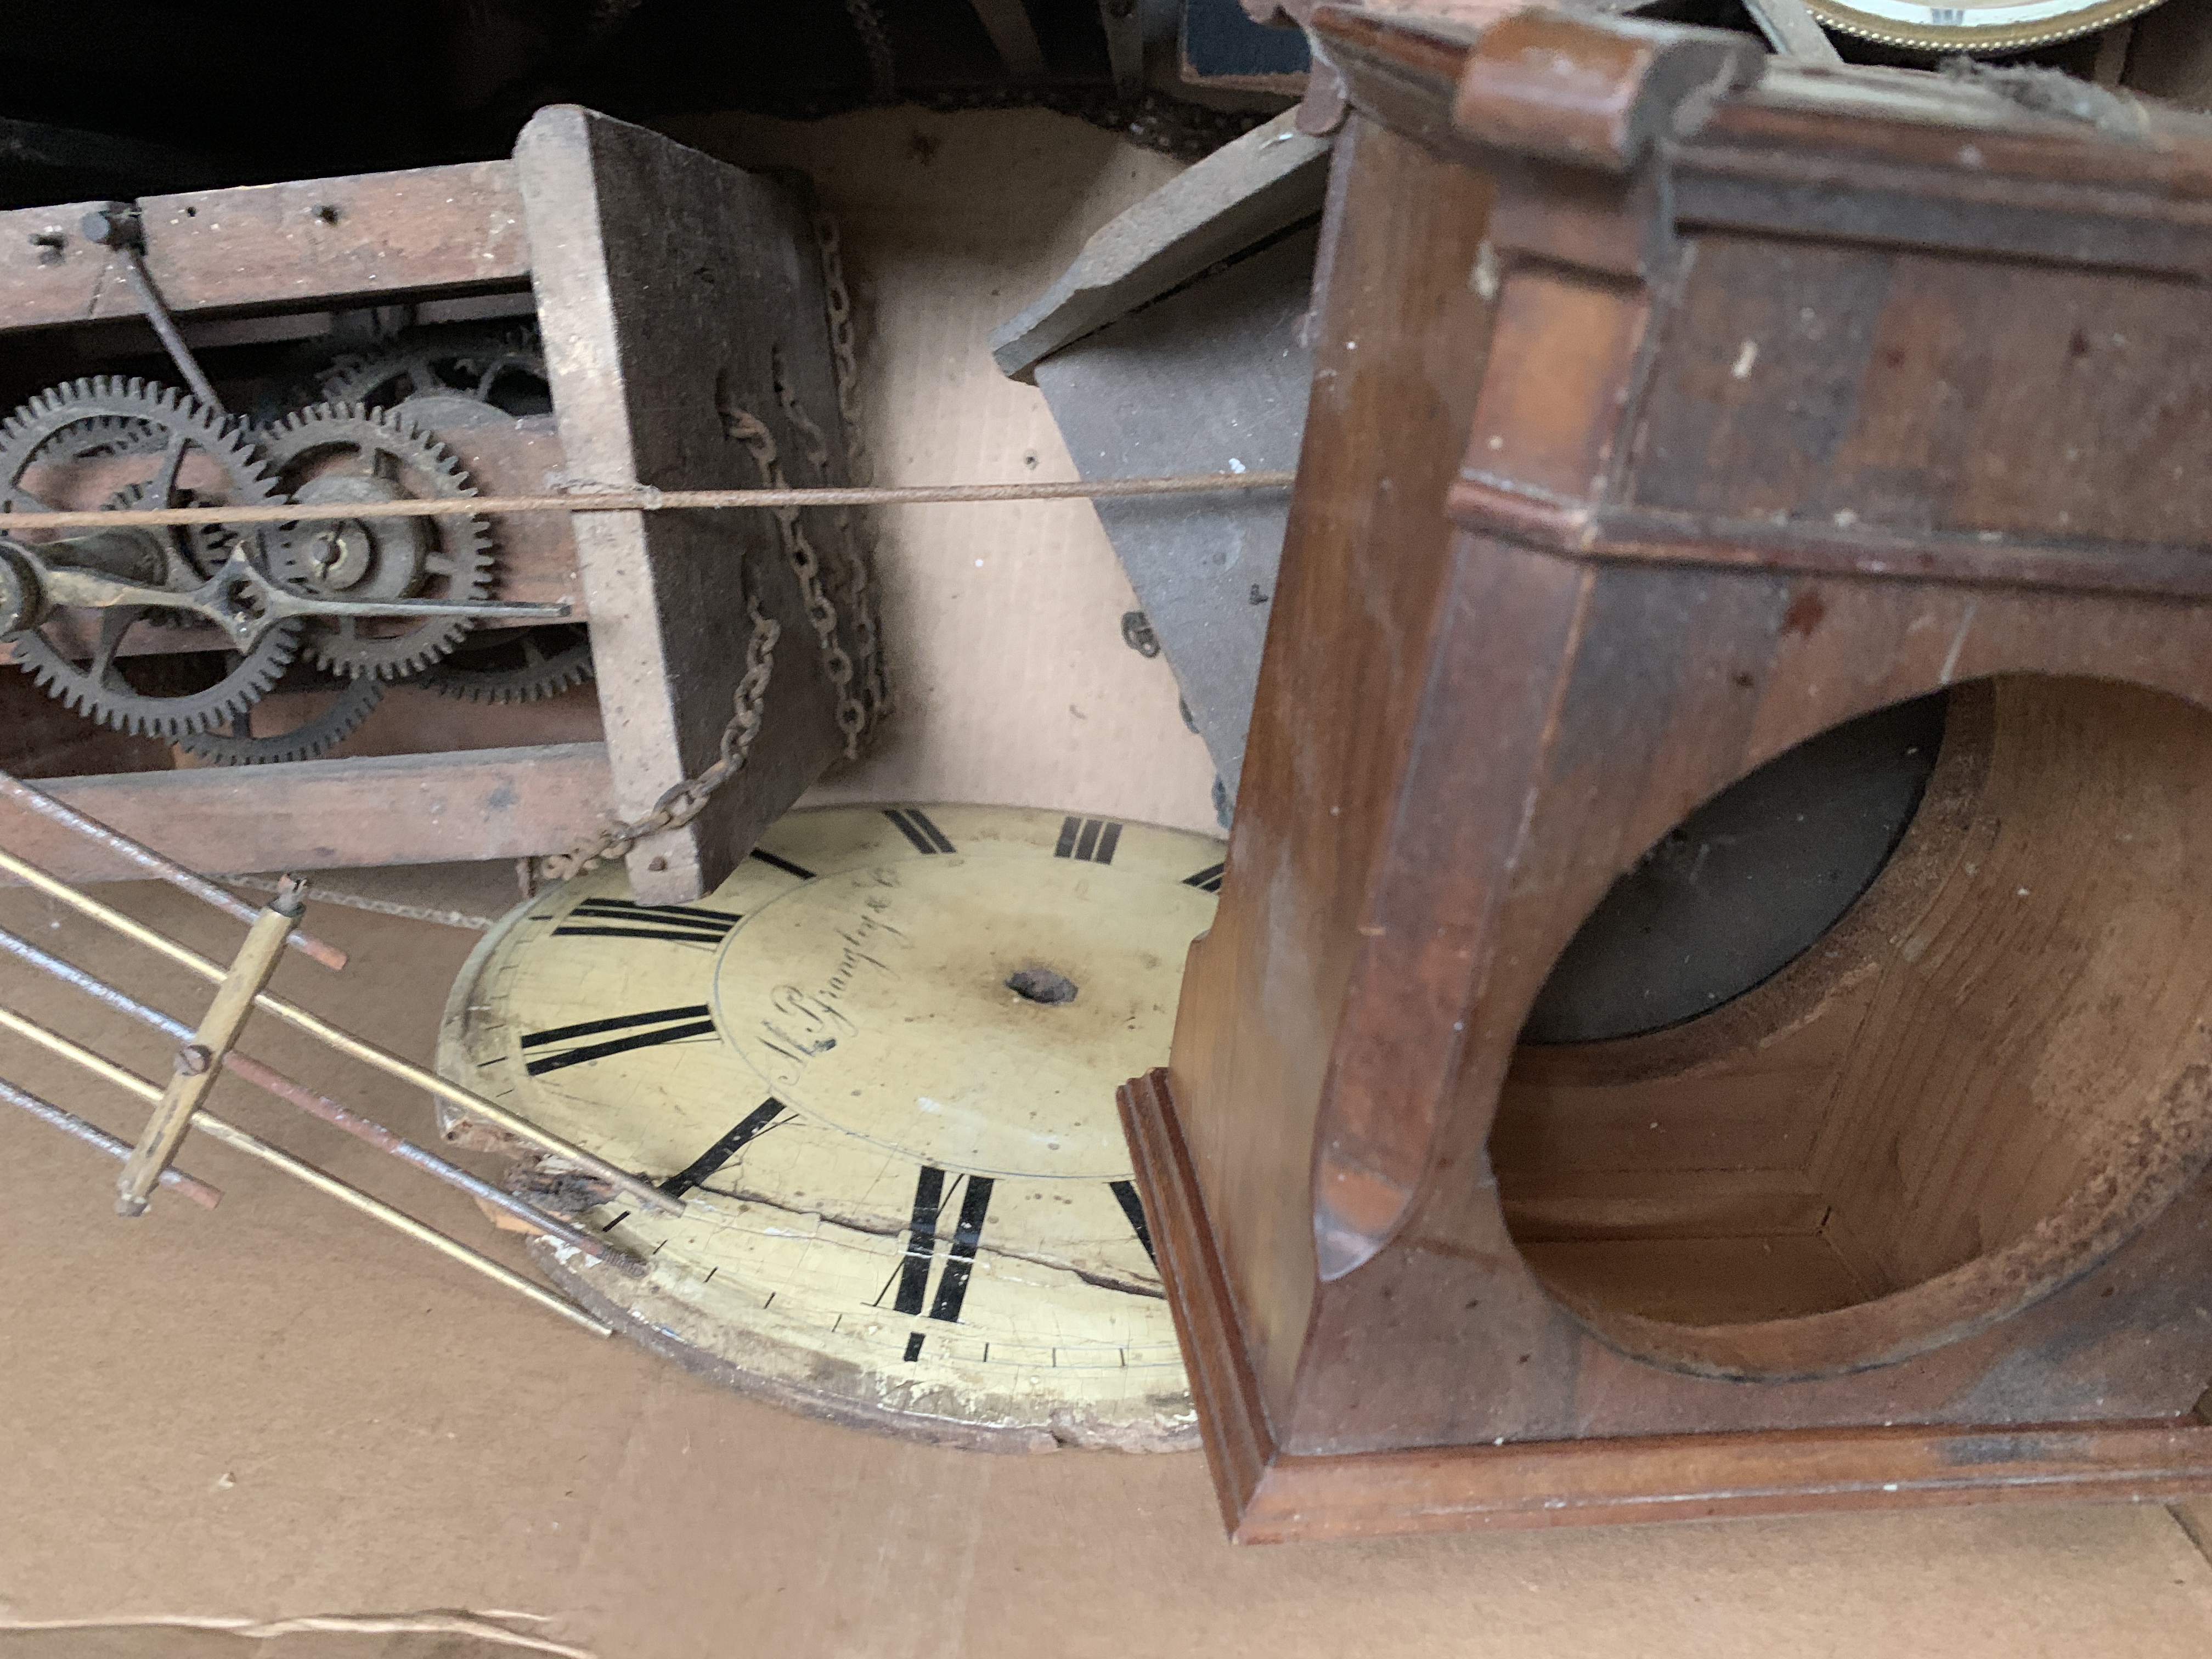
[437,804,1226,1450]
[1801,0,2160,52]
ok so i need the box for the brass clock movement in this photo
[438,804,1226,1449]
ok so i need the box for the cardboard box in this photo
[5,107,2212,1659]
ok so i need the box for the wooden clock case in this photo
[1122,5,2212,1540]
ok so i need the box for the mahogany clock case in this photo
[1122,8,2212,1541]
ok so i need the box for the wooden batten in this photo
[0,163,532,334]
[0,744,614,882]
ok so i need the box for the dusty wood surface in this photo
[0,162,528,333]
[518,105,850,904]
[1121,1069,2212,1542]
[0,743,612,882]
[1141,5,2212,1542]
[990,108,1332,381]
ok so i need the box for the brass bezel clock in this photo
[437,803,1226,1450]
[1802,0,2160,53]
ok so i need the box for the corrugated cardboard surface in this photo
[663,107,1223,835]
[5,108,2212,1658]
[6,891,2212,1659]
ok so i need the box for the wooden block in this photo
[518,105,856,904]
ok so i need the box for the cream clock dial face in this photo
[438,805,1226,1451]
[1802,0,2159,52]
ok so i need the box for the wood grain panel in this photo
[0,743,611,881]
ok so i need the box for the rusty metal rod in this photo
[0,771,347,970]
[115,247,223,413]
[0,1073,221,1208]
[0,469,1297,532]
[0,1010,611,1334]
[219,1049,647,1279]
[0,843,683,1218]
[0,923,643,1275]
[183,1114,613,1336]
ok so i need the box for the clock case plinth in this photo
[1122,7,2212,1543]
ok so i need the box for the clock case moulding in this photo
[1120,5,2212,1543]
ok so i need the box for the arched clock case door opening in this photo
[437,803,1227,1452]
[1495,674,2212,1381]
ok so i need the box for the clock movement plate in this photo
[437,804,1226,1450]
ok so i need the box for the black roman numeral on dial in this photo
[1184,862,1224,893]
[748,847,818,882]
[1054,816,1122,864]
[661,1098,789,1197]
[554,899,738,945]
[883,808,955,855]
[885,1164,996,1362]
[1110,1178,1158,1266]
[520,1006,718,1075]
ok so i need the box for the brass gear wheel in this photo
[257,402,494,680]
[0,377,294,737]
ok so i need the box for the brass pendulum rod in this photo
[0,771,348,971]
[0,922,646,1276]
[0,843,684,1220]
[0,1005,612,1335]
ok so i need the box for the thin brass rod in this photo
[0,469,1296,532]
[0,1072,221,1207]
[0,771,346,969]
[221,1047,650,1279]
[0,843,682,1218]
[0,1002,158,1097]
[183,1115,613,1337]
[0,1009,610,1334]
[0,918,642,1272]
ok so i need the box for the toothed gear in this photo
[413,623,594,704]
[103,478,244,594]
[173,671,385,765]
[317,325,550,425]
[0,376,295,737]
[75,415,166,458]
[257,402,494,680]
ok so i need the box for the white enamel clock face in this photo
[437,804,1226,1450]
[1803,0,2160,52]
